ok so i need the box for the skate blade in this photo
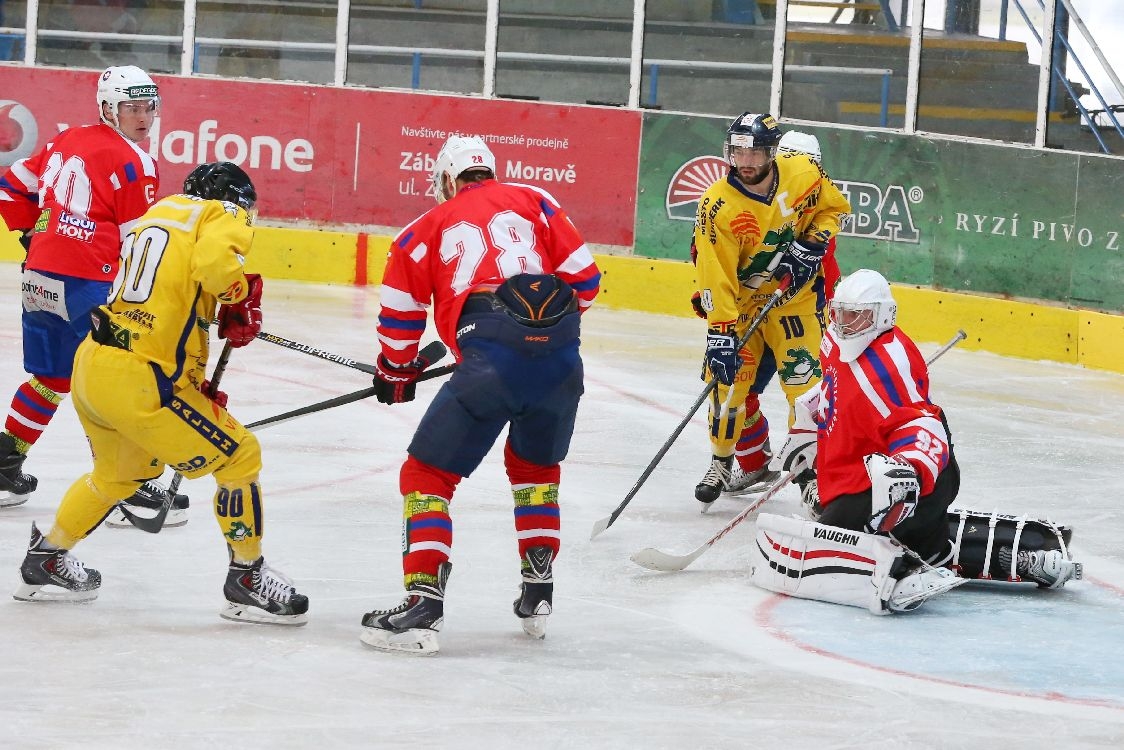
[699,500,715,514]
[723,473,780,497]
[520,615,548,639]
[359,627,440,655]
[104,506,189,529]
[12,582,99,603]
[220,602,308,626]
[0,491,32,508]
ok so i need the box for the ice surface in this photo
[0,279,1121,749]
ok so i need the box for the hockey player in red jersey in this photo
[753,269,1081,614]
[0,65,180,516]
[360,135,600,654]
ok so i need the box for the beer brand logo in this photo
[0,101,39,167]
[665,155,726,220]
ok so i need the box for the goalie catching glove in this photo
[865,453,920,534]
[217,273,263,347]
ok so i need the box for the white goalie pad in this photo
[750,513,963,614]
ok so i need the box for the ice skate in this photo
[999,547,1083,589]
[13,523,101,602]
[360,562,450,655]
[0,433,37,507]
[723,465,780,497]
[104,480,190,528]
[513,546,553,639]
[885,565,966,613]
[221,556,309,625]
[695,455,733,512]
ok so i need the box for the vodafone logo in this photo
[666,155,727,221]
[0,101,38,167]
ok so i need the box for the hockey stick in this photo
[245,340,452,431]
[254,330,377,375]
[629,328,969,572]
[589,278,792,540]
[118,341,234,534]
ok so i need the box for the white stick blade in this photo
[629,547,697,572]
[589,516,612,540]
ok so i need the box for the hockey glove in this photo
[705,329,740,386]
[864,453,920,534]
[373,350,437,405]
[773,240,826,293]
[770,386,821,473]
[201,379,229,409]
[690,291,707,320]
[217,273,263,348]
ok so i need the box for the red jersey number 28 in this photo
[439,210,544,294]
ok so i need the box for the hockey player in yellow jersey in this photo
[692,112,851,509]
[12,162,309,625]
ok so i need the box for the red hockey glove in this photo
[201,379,229,409]
[690,291,707,320]
[217,273,263,348]
[373,349,437,405]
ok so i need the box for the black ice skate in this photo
[0,433,37,508]
[13,523,101,602]
[104,480,190,528]
[513,546,553,639]
[695,455,733,511]
[360,562,450,655]
[221,556,309,625]
[999,547,1083,589]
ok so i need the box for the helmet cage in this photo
[828,300,880,339]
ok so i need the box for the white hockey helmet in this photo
[778,130,822,163]
[828,269,897,362]
[431,135,496,204]
[97,65,159,126]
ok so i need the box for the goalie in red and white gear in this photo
[759,269,1080,613]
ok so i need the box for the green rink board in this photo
[636,111,1124,313]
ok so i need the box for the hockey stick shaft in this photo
[590,280,791,540]
[629,328,969,572]
[119,341,234,534]
[245,341,452,431]
[254,330,377,375]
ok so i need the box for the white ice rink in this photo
[0,278,1121,749]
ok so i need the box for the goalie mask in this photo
[184,162,258,213]
[828,269,897,362]
[431,135,496,204]
[97,66,159,130]
[778,130,822,163]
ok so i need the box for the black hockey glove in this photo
[773,240,826,292]
[705,328,740,386]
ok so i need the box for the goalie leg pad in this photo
[947,508,1081,587]
[751,513,913,614]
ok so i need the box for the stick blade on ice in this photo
[629,547,700,572]
[590,515,612,540]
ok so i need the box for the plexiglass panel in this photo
[347,1,487,95]
[641,1,773,117]
[781,1,910,128]
[195,1,334,83]
[35,0,184,74]
[495,0,631,106]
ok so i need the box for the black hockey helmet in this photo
[183,161,257,211]
[723,112,783,166]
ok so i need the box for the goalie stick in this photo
[589,278,792,540]
[630,329,968,572]
[117,341,234,534]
